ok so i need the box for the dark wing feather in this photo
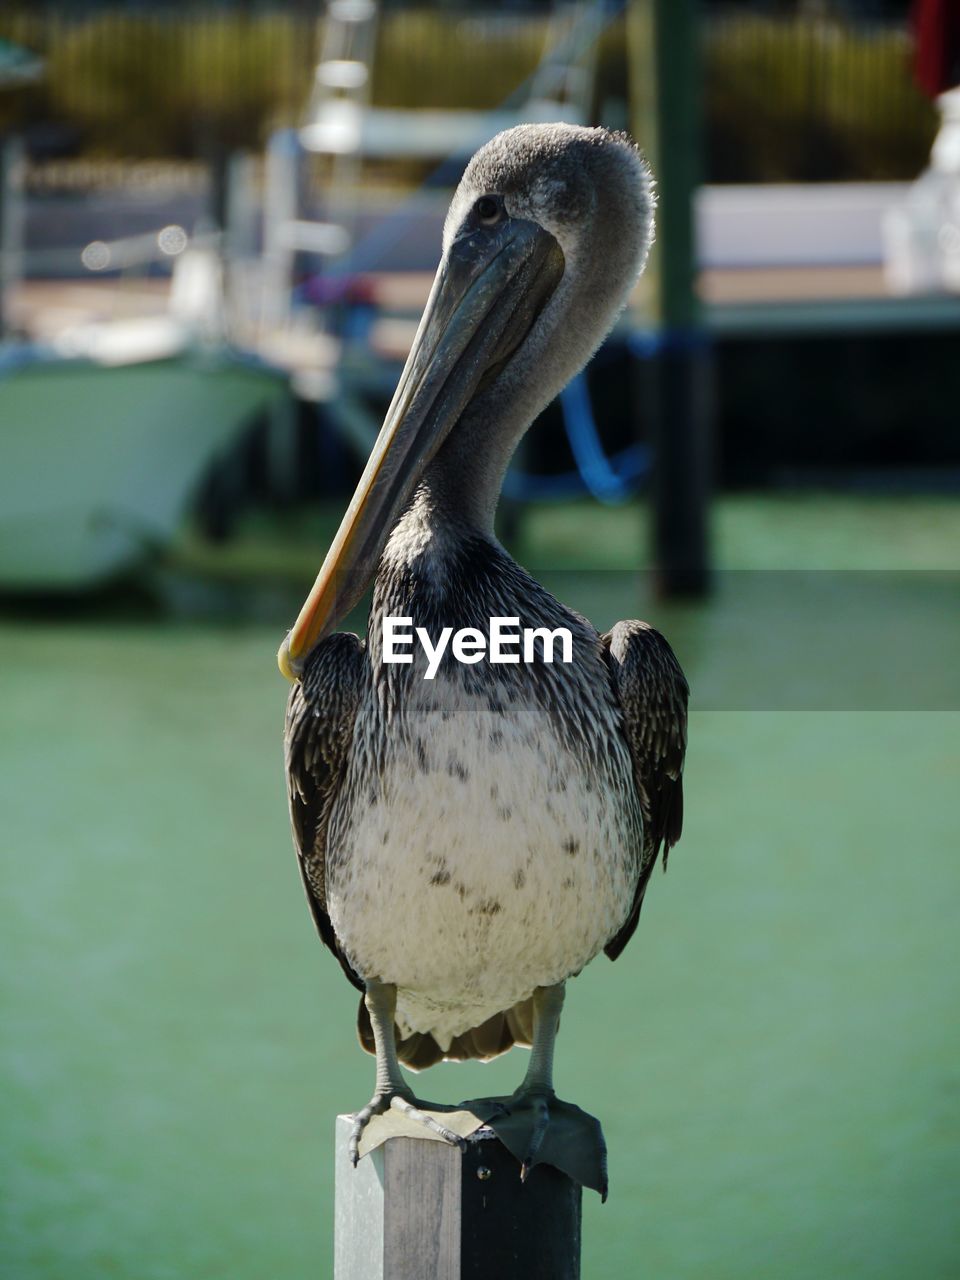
[601,620,689,961]
[283,632,366,991]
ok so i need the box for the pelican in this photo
[279,123,688,1198]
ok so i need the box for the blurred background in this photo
[1,1,958,1277]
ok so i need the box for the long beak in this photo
[278,217,564,680]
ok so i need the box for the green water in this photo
[2,498,959,1278]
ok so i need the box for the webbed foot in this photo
[468,1088,608,1200]
[348,1090,468,1166]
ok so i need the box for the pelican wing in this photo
[601,620,689,961]
[283,632,366,991]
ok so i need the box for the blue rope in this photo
[502,369,651,502]
[502,442,649,502]
[558,371,647,503]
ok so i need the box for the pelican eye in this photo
[474,195,503,226]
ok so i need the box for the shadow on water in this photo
[0,565,309,632]
[3,563,957,715]
[2,492,958,716]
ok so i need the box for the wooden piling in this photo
[334,1115,582,1279]
[629,0,713,599]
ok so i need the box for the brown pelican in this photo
[279,123,688,1199]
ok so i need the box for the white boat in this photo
[0,345,287,590]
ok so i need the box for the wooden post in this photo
[628,0,712,598]
[334,1116,582,1279]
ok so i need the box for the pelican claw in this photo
[348,1090,467,1164]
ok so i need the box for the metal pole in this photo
[629,0,712,597]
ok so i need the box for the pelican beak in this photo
[278,217,564,680]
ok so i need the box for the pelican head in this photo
[279,124,654,680]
